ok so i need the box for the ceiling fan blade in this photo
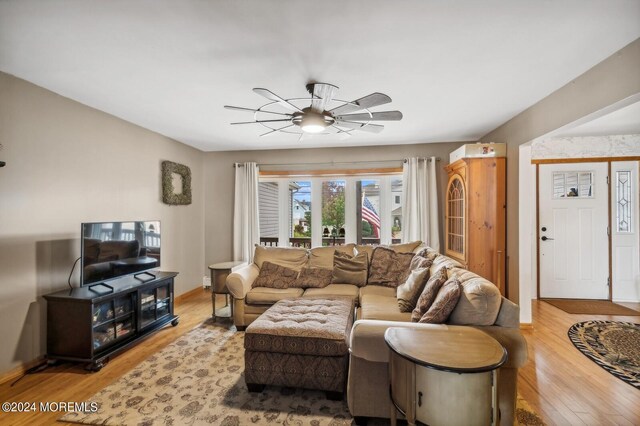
[231,119,292,125]
[327,125,352,140]
[253,88,302,112]
[330,92,392,115]
[334,120,385,133]
[307,82,338,113]
[335,111,403,122]
[224,105,292,117]
[259,124,293,137]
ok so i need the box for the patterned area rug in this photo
[568,320,640,389]
[61,320,544,425]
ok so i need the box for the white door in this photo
[539,163,609,299]
[611,161,640,302]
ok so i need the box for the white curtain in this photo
[233,162,260,263]
[402,157,440,251]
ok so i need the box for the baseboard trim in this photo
[175,286,207,304]
[0,356,46,386]
[520,323,533,330]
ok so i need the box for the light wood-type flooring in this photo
[519,300,640,425]
[0,291,638,425]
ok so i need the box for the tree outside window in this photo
[322,180,345,235]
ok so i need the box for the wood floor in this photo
[518,300,640,426]
[0,291,638,425]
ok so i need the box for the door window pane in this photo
[616,171,632,233]
[258,182,279,246]
[358,180,381,245]
[391,178,403,243]
[322,181,345,246]
[290,181,311,247]
[553,171,594,198]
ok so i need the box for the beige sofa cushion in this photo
[359,294,413,322]
[448,267,502,326]
[252,261,299,289]
[389,240,422,253]
[308,244,355,269]
[245,287,304,305]
[354,244,375,262]
[429,254,462,276]
[253,245,308,271]
[332,251,368,287]
[358,285,396,305]
[303,284,359,301]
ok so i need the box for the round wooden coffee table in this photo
[385,326,507,426]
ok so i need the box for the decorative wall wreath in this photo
[162,161,192,205]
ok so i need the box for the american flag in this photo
[362,197,381,238]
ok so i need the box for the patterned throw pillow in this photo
[368,247,415,288]
[411,267,448,322]
[418,278,462,324]
[415,247,439,262]
[291,267,333,288]
[331,251,368,287]
[252,261,299,289]
[397,267,431,312]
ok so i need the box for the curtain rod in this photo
[233,158,441,168]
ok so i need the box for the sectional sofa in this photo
[226,242,527,425]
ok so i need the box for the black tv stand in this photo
[134,271,156,281]
[44,271,178,371]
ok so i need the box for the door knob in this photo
[541,227,547,232]
[541,236,554,241]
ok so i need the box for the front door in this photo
[539,163,609,299]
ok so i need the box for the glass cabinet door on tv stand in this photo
[140,282,172,329]
[92,293,136,352]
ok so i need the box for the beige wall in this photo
[204,142,464,266]
[0,72,205,374]
[481,38,640,301]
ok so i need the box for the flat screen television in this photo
[81,220,161,286]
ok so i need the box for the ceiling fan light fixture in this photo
[292,110,334,133]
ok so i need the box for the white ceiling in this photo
[554,101,640,137]
[0,1,639,152]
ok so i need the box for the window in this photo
[553,171,594,198]
[322,180,345,246]
[359,179,381,245]
[290,181,311,247]
[616,171,632,233]
[258,182,279,246]
[391,178,403,243]
[258,174,403,247]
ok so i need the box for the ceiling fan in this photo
[224,83,403,140]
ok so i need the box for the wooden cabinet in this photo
[445,158,506,295]
[44,271,179,371]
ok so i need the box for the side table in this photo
[208,261,245,321]
[385,327,507,426]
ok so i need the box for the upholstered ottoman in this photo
[244,297,355,400]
